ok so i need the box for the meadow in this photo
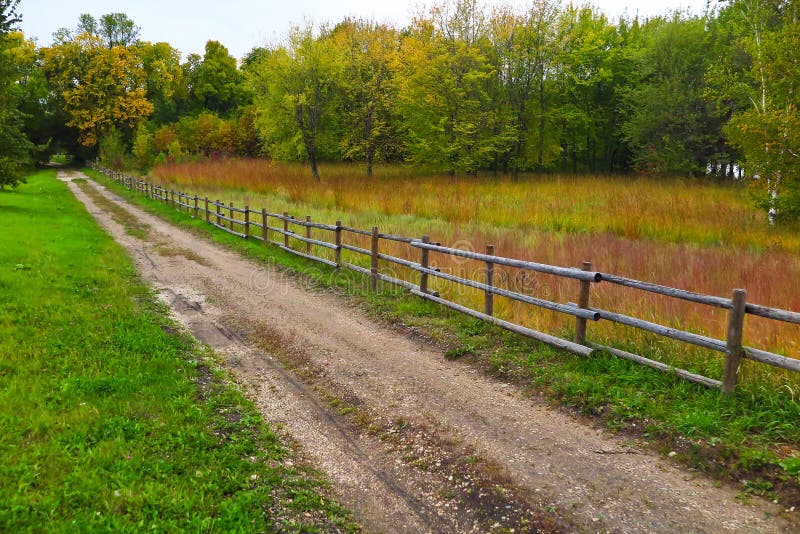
[0,170,355,531]
[150,158,800,377]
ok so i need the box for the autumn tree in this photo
[42,32,153,148]
[719,0,800,220]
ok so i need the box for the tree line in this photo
[0,0,798,219]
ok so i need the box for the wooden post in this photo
[193,196,199,218]
[574,261,592,346]
[171,190,175,207]
[261,209,268,242]
[370,226,379,291]
[229,203,235,231]
[420,235,430,294]
[283,212,290,247]
[305,216,312,254]
[244,205,250,238]
[485,244,495,316]
[334,220,342,268]
[165,190,169,206]
[722,289,747,394]
[204,197,210,222]
[216,200,221,226]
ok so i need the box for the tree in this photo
[396,0,514,175]
[134,41,188,124]
[187,40,248,115]
[620,14,723,175]
[42,33,153,148]
[0,0,20,34]
[720,0,800,221]
[0,1,34,189]
[247,25,342,180]
[329,19,403,176]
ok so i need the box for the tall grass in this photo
[150,158,800,378]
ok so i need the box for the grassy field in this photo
[150,159,800,366]
[0,170,356,532]
[87,165,800,504]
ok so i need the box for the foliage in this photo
[187,40,249,115]
[42,33,153,147]
[0,8,33,189]
[721,0,800,220]
[0,0,19,34]
[247,25,343,180]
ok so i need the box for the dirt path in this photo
[61,170,794,533]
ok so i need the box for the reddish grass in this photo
[150,158,800,377]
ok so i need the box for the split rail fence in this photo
[94,165,800,394]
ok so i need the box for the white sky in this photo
[19,0,710,60]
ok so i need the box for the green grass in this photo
[85,166,800,503]
[0,170,356,532]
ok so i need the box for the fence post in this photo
[283,212,290,248]
[485,244,495,316]
[261,209,268,243]
[204,197,209,222]
[244,205,250,238]
[722,289,747,394]
[216,200,221,226]
[574,261,592,346]
[229,203,235,231]
[420,235,430,294]
[171,190,175,207]
[194,196,199,218]
[334,220,342,268]
[370,226,379,291]
[305,215,312,254]
[165,190,169,206]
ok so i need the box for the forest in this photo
[1,0,798,219]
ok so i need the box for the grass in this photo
[0,170,357,532]
[86,165,800,505]
[148,158,800,363]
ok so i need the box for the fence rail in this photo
[92,164,800,394]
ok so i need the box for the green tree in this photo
[188,40,248,115]
[329,19,403,176]
[396,0,514,175]
[720,0,800,221]
[0,2,34,189]
[621,14,723,175]
[247,25,342,180]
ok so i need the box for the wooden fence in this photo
[93,165,800,394]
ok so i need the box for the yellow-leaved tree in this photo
[42,33,153,147]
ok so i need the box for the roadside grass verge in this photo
[84,168,800,507]
[0,170,357,532]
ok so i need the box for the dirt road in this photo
[61,170,794,533]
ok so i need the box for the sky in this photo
[19,0,710,60]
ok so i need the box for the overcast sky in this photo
[19,0,710,60]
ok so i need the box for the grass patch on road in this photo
[0,170,356,532]
[85,167,800,507]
